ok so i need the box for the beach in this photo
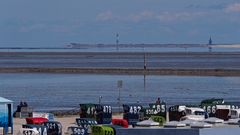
[12,115,80,134]
[11,114,123,134]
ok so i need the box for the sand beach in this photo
[11,114,123,134]
[12,115,78,134]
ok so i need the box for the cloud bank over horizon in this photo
[0,0,239,47]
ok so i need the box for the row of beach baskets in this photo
[17,102,166,135]
[17,98,240,135]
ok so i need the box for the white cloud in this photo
[156,12,206,22]
[130,11,154,22]
[19,24,46,32]
[96,11,114,21]
[96,11,207,23]
[225,3,240,12]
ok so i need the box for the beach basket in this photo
[122,104,142,125]
[43,121,62,135]
[22,124,47,135]
[112,119,128,128]
[150,116,166,126]
[17,128,40,135]
[91,125,114,135]
[66,126,88,135]
[76,118,97,128]
[80,104,96,118]
[95,104,112,124]
[26,117,48,125]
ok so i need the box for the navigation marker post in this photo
[99,96,102,104]
[144,51,147,70]
[143,47,147,99]
[116,33,119,51]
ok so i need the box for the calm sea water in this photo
[0,73,240,111]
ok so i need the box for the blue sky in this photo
[0,0,240,47]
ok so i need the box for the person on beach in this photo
[156,97,161,104]
[16,101,23,112]
[20,101,24,107]
[23,101,28,107]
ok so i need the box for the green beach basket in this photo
[91,125,114,135]
[150,116,166,126]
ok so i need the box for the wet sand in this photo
[0,52,240,76]
[0,67,240,76]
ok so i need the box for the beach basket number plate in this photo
[72,127,86,135]
[129,106,141,114]
[103,105,112,113]
[203,106,216,114]
[44,122,62,135]
[87,107,96,115]
[23,130,34,135]
[146,104,166,115]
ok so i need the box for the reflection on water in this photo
[0,73,240,111]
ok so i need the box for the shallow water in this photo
[1,52,240,69]
[0,73,240,111]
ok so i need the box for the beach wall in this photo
[116,128,240,135]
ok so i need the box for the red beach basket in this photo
[26,117,48,125]
[112,119,128,128]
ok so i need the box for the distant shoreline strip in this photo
[1,51,240,56]
[0,67,240,76]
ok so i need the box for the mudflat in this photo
[0,52,240,76]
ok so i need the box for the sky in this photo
[0,0,240,47]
